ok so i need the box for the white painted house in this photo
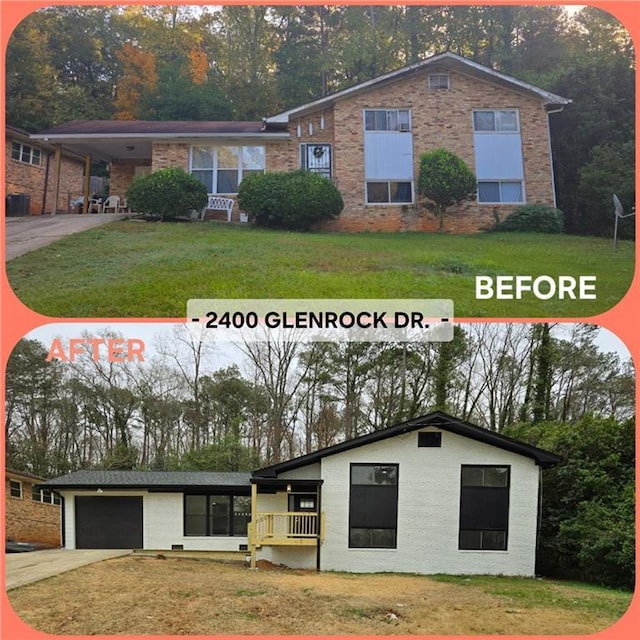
[43,412,561,576]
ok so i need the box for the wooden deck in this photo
[248,512,325,566]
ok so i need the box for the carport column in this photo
[82,154,92,214]
[249,481,258,569]
[52,144,63,215]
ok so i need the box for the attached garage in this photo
[75,496,143,549]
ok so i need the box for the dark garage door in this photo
[75,496,143,549]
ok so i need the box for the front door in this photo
[289,494,318,536]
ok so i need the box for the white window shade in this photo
[473,133,524,180]
[365,132,413,180]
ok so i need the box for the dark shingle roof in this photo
[34,120,268,137]
[42,470,251,490]
[255,411,562,477]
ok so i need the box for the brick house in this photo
[30,52,570,232]
[5,125,85,215]
[5,468,62,547]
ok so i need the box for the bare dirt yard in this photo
[7,556,632,635]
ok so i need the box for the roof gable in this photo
[254,411,562,477]
[265,51,571,124]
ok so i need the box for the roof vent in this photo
[428,73,450,90]
[418,431,442,447]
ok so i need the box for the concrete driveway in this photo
[4,212,129,261]
[5,548,131,590]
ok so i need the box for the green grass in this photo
[430,574,633,621]
[5,221,634,317]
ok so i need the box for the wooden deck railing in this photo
[254,512,318,540]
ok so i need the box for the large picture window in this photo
[190,146,264,194]
[184,494,251,536]
[459,465,510,550]
[349,463,398,548]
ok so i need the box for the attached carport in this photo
[75,496,143,549]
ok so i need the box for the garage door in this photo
[75,496,143,549]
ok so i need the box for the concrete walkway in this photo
[5,548,131,590]
[4,212,129,261]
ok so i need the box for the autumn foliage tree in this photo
[114,43,158,120]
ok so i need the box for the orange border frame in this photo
[1,2,638,639]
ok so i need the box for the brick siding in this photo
[152,143,190,172]
[275,67,556,233]
[5,131,85,215]
[5,475,61,547]
[106,68,557,234]
[110,159,152,199]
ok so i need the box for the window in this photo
[184,494,251,536]
[190,146,264,194]
[32,487,61,505]
[300,143,332,178]
[473,110,519,133]
[349,464,398,548]
[9,480,22,498]
[428,73,450,89]
[473,109,524,203]
[11,142,41,166]
[364,108,414,204]
[366,181,412,204]
[477,180,524,203]
[364,109,411,132]
[459,465,510,550]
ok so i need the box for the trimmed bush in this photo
[495,204,565,234]
[126,167,208,221]
[237,170,343,231]
[417,148,477,232]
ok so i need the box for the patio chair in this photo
[86,197,102,214]
[102,195,121,214]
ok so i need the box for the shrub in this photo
[126,167,208,221]
[495,204,565,234]
[237,170,343,231]
[417,149,477,232]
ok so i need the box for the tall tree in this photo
[113,43,158,120]
[5,339,63,475]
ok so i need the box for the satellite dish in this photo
[613,194,624,218]
[612,194,635,251]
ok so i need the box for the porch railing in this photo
[253,512,319,541]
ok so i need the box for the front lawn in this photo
[5,221,634,317]
[7,556,633,635]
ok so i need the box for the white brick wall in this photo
[60,490,248,551]
[318,428,540,576]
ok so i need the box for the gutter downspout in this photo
[546,105,565,209]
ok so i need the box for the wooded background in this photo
[5,4,635,236]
